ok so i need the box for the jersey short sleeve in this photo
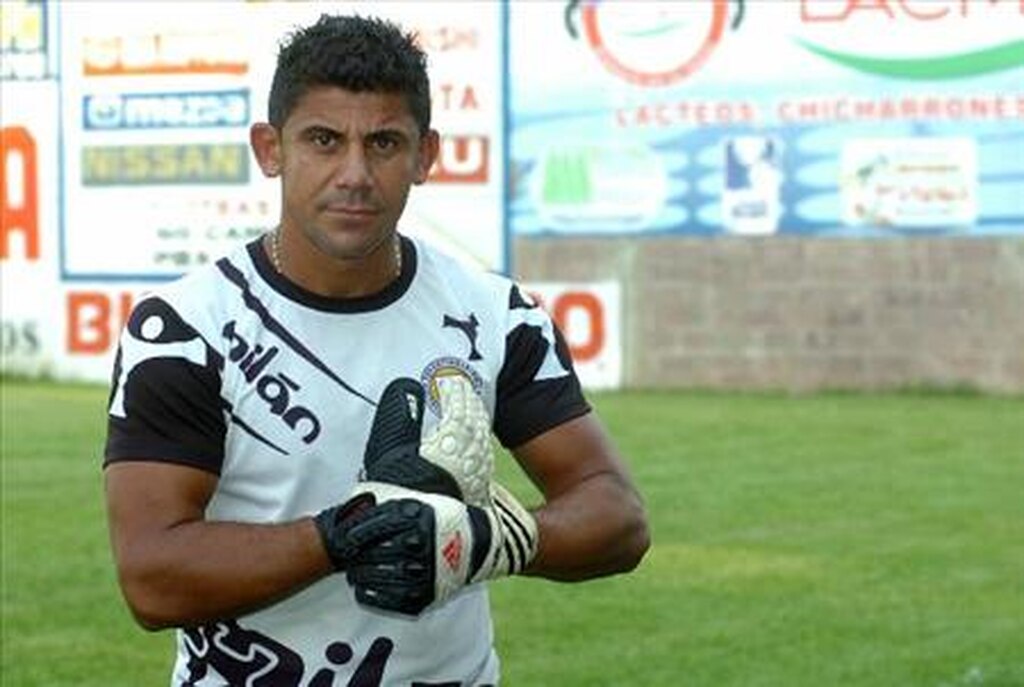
[493,283,591,448]
[104,295,227,474]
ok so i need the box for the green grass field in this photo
[2,380,1022,686]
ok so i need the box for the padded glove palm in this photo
[332,376,539,615]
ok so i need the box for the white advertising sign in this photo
[2,1,505,384]
[57,1,504,279]
[840,137,978,229]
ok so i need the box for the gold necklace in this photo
[268,228,402,280]
[269,228,283,273]
[392,234,403,278]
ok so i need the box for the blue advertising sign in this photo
[509,0,1024,237]
[82,89,250,130]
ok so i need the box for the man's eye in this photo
[311,130,337,147]
[369,134,399,152]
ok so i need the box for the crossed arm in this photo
[105,411,650,629]
[104,462,331,629]
[515,412,650,581]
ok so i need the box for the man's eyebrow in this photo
[366,126,411,140]
[297,123,340,137]
[295,124,411,140]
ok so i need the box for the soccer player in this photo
[103,14,649,686]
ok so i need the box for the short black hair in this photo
[267,14,431,133]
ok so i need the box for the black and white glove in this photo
[332,376,539,615]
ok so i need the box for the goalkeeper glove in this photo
[335,376,539,615]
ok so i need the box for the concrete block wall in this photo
[513,237,1024,394]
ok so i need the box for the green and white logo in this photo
[798,38,1024,80]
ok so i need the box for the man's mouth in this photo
[324,204,378,216]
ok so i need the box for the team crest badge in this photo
[419,357,485,417]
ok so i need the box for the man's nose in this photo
[333,146,373,188]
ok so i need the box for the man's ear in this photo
[250,123,282,178]
[413,129,440,185]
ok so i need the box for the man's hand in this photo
[339,481,536,616]
[331,376,538,615]
[419,376,494,507]
[358,376,492,504]
[314,491,424,572]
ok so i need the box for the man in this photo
[103,14,649,686]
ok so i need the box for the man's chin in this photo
[310,227,395,263]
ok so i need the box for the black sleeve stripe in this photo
[494,322,591,449]
[104,356,226,473]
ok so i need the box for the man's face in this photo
[254,86,437,264]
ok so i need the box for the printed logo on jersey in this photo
[442,312,482,361]
[222,320,321,445]
[182,620,395,685]
[420,356,484,418]
[510,283,539,310]
[215,256,376,409]
[109,296,215,418]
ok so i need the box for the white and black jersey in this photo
[104,235,589,687]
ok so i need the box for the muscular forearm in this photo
[524,471,650,581]
[114,517,332,630]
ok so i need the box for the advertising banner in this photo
[2,79,65,377]
[509,0,1024,238]
[1,75,160,381]
[1,0,505,383]
[57,0,505,280]
[1,0,59,81]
